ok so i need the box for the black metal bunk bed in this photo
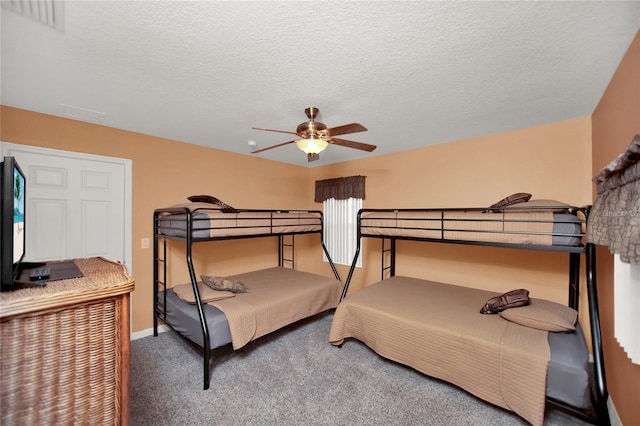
[335,205,609,425]
[153,205,341,389]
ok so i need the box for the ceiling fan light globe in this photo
[296,138,328,154]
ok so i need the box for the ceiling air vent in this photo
[1,0,64,31]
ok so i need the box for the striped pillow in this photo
[500,299,578,332]
[187,195,238,213]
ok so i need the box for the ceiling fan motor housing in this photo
[296,120,328,139]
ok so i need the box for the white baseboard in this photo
[608,397,622,426]
[131,325,169,341]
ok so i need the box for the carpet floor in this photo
[130,312,591,426]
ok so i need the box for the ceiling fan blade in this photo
[327,123,367,136]
[251,140,296,154]
[252,127,300,137]
[329,137,377,152]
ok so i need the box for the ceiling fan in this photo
[251,107,377,162]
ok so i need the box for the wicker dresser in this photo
[0,257,134,426]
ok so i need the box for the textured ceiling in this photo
[1,1,639,167]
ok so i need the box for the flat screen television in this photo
[1,156,27,291]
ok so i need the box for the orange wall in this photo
[0,106,322,332]
[311,118,594,328]
[591,30,640,425]
[1,106,595,336]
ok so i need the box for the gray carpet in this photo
[130,312,591,426]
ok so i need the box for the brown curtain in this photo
[586,134,640,263]
[315,175,366,202]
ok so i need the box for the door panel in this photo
[32,198,67,259]
[82,200,110,256]
[1,143,129,266]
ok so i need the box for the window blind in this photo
[323,197,362,267]
[614,255,640,364]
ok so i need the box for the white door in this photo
[0,142,132,270]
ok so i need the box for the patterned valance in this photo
[315,175,366,202]
[586,134,640,263]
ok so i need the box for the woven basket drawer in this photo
[1,298,122,425]
[0,257,134,426]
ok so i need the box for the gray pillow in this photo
[201,275,249,293]
[172,282,235,304]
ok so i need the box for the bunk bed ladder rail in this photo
[279,235,294,269]
[381,238,396,280]
[153,238,167,337]
[153,212,167,336]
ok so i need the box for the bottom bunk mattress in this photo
[159,267,342,350]
[329,277,591,426]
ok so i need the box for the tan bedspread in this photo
[361,210,555,245]
[329,277,550,426]
[209,267,341,350]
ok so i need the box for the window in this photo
[584,135,640,365]
[614,255,640,364]
[323,197,362,267]
[315,175,366,268]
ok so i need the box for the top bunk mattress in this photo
[359,208,585,246]
[155,202,323,239]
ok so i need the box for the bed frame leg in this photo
[568,252,580,310]
[203,350,211,390]
[585,243,609,425]
[595,398,611,426]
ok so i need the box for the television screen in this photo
[1,156,27,289]
[12,164,25,263]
